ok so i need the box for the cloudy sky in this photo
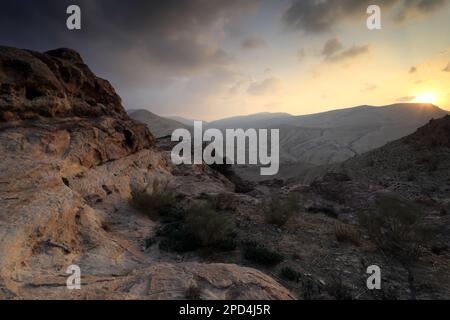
[1,0,450,120]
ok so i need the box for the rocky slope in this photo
[0,46,293,300]
[340,116,450,201]
[274,117,450,299]
[128,109,191,138]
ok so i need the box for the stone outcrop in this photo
[1,47,127,121]
[0,47,293,300]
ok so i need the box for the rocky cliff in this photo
[0,47,293,300]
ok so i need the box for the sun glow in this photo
[415,92,438,104]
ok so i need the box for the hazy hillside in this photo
[339,115,450,200]
[293,114,450,190]
[129,109,191,138]
[283,103,448,163]
[208,112,292,130]
[206,104,448,180]
[167,115,206,127]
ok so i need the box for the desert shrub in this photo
[280,267,300,282]
[158,202,236,253]
[157,222,199,253]
[242,241,284,266]
[185,285,202,300]
[131,188,176,220]
[359,193,431,260]
[186,203,237,250]
[334,223,361,246]
[263,193,299,227]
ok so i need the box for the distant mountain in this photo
[129,109,190,138]
[208,104,448,167]
[168,115,206,126]
[208,112,291,130]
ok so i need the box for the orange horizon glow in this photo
[415,92,439,105]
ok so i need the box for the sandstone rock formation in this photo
[0,46,293,300]
[1,47,127,121]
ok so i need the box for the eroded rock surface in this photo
[0,47,293,300]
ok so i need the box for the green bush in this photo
[131,190,176,220]
[186,203,237,250]
[264,193,299,227]
[157,222,199,253]
[359,193,431,260]
[157,202,236,253]
[242,241,284,266]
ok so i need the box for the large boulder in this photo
[0,47,126,121]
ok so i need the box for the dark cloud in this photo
[328,45,369,62]
[417,0,447,11]
[283,0,449,33]
[321,39,370,63]
[396,95,416,102]
[0,0,258,87]
[410,66,418,73]
[322,38,343,59]
[396,0,448,21]
[241,36,267,50]
[247,77,282,96]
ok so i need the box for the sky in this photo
[1,0,450,120]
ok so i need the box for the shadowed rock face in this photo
[0,47,126,121]
[0,46,155,164]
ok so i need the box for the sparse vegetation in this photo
[157,201,236,253]
[263,193,299,227]
[242,241,284,266]
[131,180,176,220]
[359,193,432,260]
[186,203,237,250]
[334,223,361,246]
[158,223,199,253]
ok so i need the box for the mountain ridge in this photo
[128,109,191,138]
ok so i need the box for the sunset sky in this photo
[1,0,450,120]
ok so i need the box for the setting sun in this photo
[416,92,438,104]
